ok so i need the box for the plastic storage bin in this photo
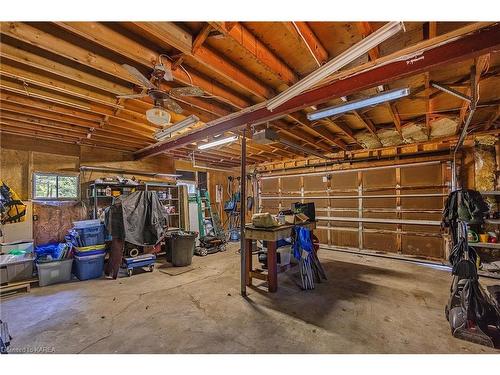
[73,253,104,281]
[166,232,196,267]
[277,246,292,266]
[0,241,34,255]
[74,244,106,257]
[37,259,73,287]
[74,225,105,247]
[73,219,101,229]
[0,254,34,284]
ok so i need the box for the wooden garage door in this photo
[258,161,450,260]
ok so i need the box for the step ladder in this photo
[196,190,215,238]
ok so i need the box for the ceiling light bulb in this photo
[146,106,171,126]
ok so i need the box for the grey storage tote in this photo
[0,254,34,284]
[37,259,73,287]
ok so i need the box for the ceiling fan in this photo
[117,62,205,125]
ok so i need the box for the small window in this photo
[33,173,79,200]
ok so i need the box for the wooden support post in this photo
[267,241,278,293]
[357,171,363,250]
[395,167,402,254]
[245,238,252,286]
[240,128,247,296]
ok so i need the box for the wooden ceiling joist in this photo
[52,22,251,109]
[135,23,500,159]
[210,22,298,86]
[284,22,329,66]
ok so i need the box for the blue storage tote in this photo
[74,224,105,247]
[73,253,105,281]
[74,244,106,257]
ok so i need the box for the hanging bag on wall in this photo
[0,180,26,225]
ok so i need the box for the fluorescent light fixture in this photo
[154,115,199,141]
[266,22,405,111]
[307,87,410,121]
[146,105,171,126]
[253,128,328,159]
[198,135,238,150]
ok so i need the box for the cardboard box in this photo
[284,213,309,225]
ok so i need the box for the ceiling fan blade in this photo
[122,64,156,89]
[116,93,149,99]
[169,86,205,97]
[163,98,183,114]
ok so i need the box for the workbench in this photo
[244,221,316,293]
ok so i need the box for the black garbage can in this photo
[166,231,197,266]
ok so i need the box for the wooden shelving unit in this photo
[84,181,185,229]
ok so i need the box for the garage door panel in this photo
[401,164,442,186]
[331,198,358,208]
[331,172,357,189]
[315,228,329,244]
[281,176,301,192]
[363,233,398,252]
[303,175,327,192]
[364,223,398,231]
[261,199,280,212]
[363,169,396,188]
[258,161,449,260]
[304,198,329,208]
[401,196,443,209]
[402,223,441,233]
[402,235,444,258]
[261,178,279,193]
[330,229,359,248]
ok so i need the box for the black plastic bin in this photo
[166,232,197,267]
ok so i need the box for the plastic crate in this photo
[74,244,106,257]
[73,219,101,229]
[74,225,105,247]
[0,241,34,255]
[73,253,104,281]
[36,259,73,287]
[0,254,34,284]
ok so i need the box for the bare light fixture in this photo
[154,115,199,141]
[146,105,171,126]
[253,128,328,159]
[266,22,405,111]
[307,87,410,121]
[198,135,238,150]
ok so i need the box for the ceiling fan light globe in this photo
[146,106,171,126]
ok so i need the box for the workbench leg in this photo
[245,238,253,286]
[267,241,278,293]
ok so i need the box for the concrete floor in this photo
[1,244,499,354]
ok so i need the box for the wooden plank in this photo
[0,80,155,133]
[283,22,328,66]
[192,24,212,54]
[0,63,120,107]
[0,109,152,143]
[356,22,380,61]
[0,41,131,96]
[135,23,500,158]
[210,22,298,86]
[128,22,193,56]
